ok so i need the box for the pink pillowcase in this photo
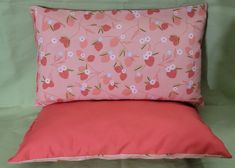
[31,4,207,106]
[8,101,231,163]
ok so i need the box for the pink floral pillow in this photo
[31,4,207,106]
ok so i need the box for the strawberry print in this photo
[95,12,105,19]
[80,83,91,96]
[42,78,54,89]
[145,77,159,90]
[188,33,196,45]
[120,69,127,81]
[100,52,110,63]
[112,10,118,15]
[32,4,207,106]
[149,20,170,31]
[124,55,135,67]
[92,84,102,95]
[186,64,197,78]
[110,37,120,47]
[44,8,58,13]
[143,51,157,67]
[160,23,169,30]
[84,12,93,20]
[79,69,90,81]
[42,19,49,31]
[108,80,118,90]
[169,35,180,46]
[52,22,62,31]
[194,51,200,59]
[147,9,160,15]
[101,24,111,32]
[125,12,135,20]
[165,64,181,78]
[122,85,138,96]
[122,88,132,96]
[186,6,196,18]
[186,81,195,95]
[93,40,103,51]
[59,36,70,48]
[79,36,88,48]
[58,65,73,79]
[134,72,143,83]
[39,52,50,66]
[169,86,179,99]
[87,55,95,62]
[114,63,122,73]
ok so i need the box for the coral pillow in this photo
[31,4,207,106]
[9,101,231,163]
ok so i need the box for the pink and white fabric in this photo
[31,4,207,106]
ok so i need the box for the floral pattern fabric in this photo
[31,4,207,106]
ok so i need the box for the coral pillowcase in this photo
[9,101,231,163]
[31,4,207,106]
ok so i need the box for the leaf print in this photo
[172,15,182,25]
[85,28,95,34]
[118,49,125,57]
[139,28,146,32]
[67,15,77,27]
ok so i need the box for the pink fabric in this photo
[31,4,207,106]
[9,101,231,163]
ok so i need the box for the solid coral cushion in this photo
[9,101,231,163]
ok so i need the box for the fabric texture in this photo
[0,0,235,168]
[8,101,231,163]
[31,4,207,106]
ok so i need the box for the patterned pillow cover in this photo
[31,4,207,106]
